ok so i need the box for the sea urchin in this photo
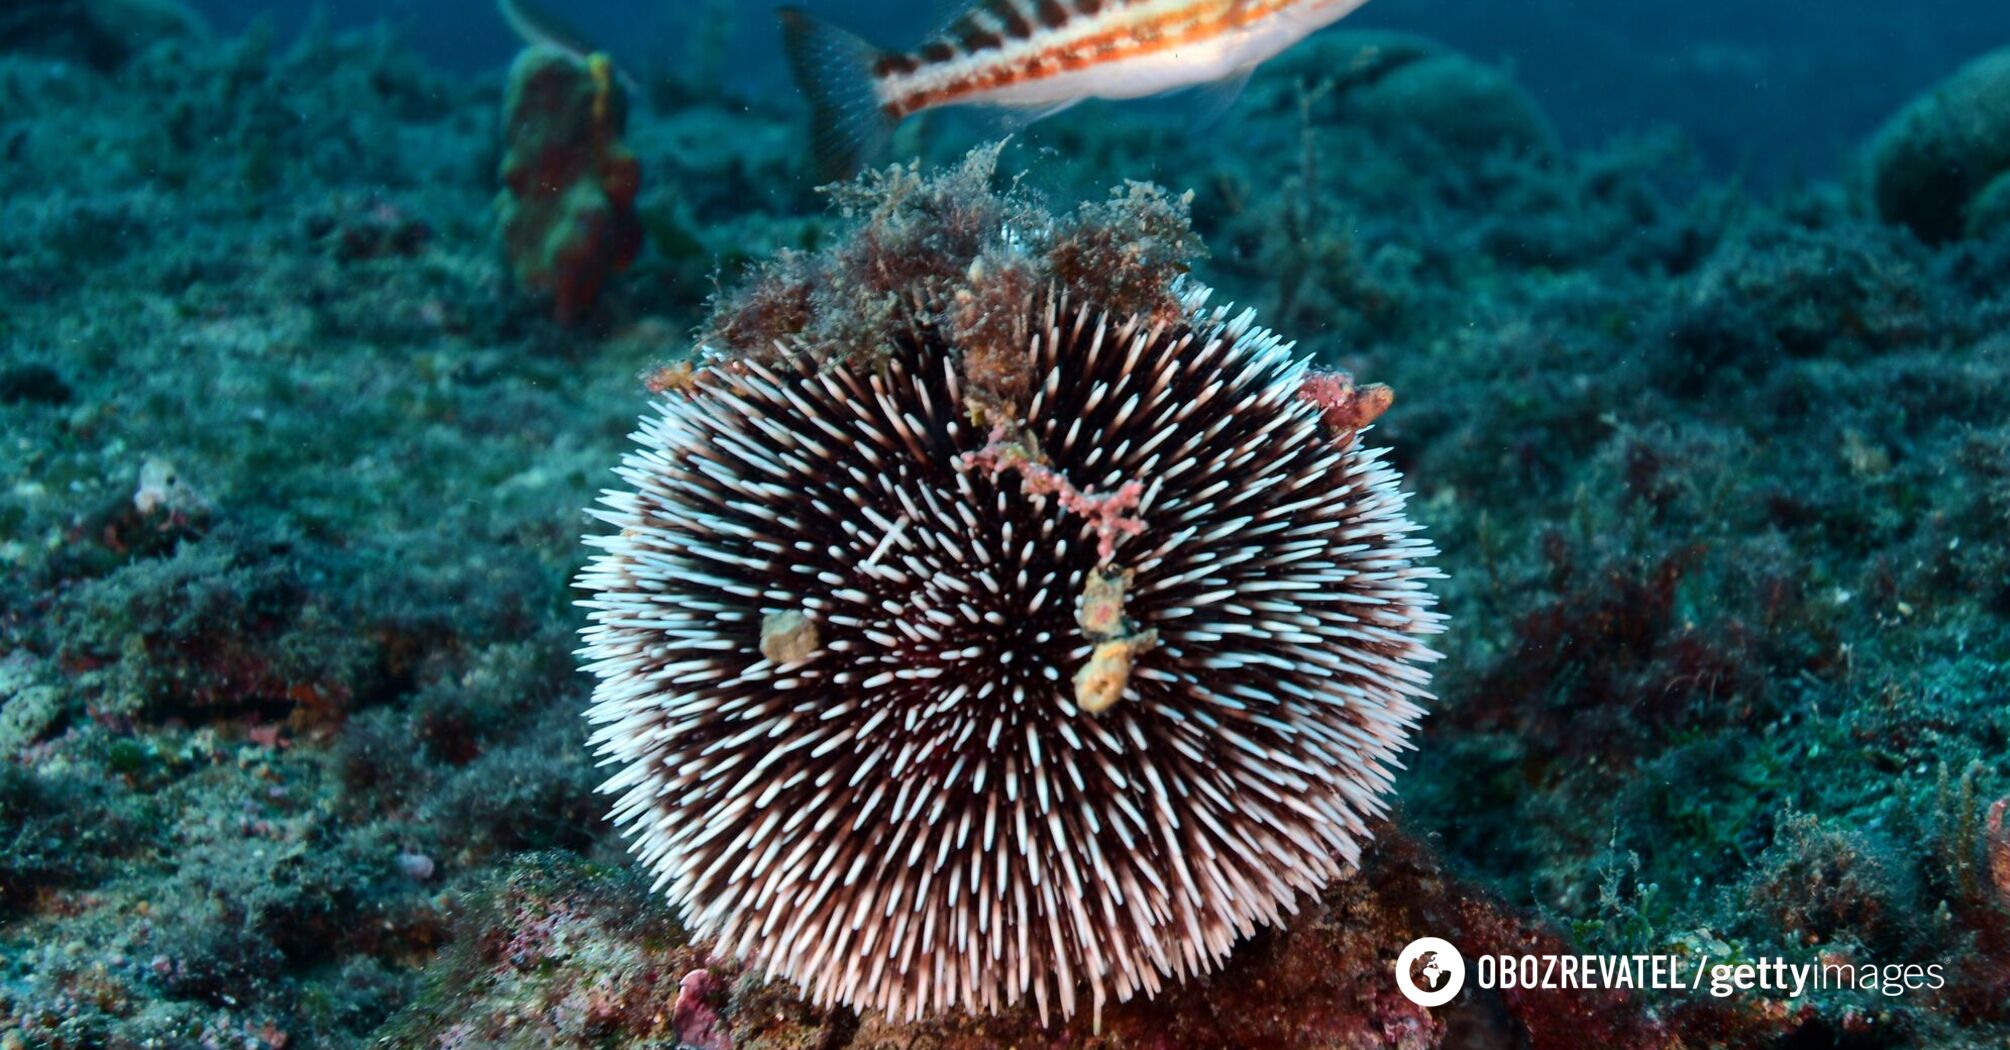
[577,279,1443,1023]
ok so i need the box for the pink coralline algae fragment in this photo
[1299,370,1395,442]
[672,968,732,1050]
[963,424,1145,563]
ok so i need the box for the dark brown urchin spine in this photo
[577,282,1442,1024]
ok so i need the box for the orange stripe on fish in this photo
[780,0,1373,177]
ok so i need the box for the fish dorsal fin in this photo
[925,0,979,43]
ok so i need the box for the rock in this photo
[1968,171,2010,240]
[1349,47,1554,157]
[132,457,210,522]
[1261,31,1555,158]
[0,0,207,71]
[0,654,64,759]
[0,364,71,406]
[1865,47,2010,243]
[394,852,436,882]
[672,970,731,1050]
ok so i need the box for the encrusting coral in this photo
[574,150,1444,1024]
[496,45,644,323]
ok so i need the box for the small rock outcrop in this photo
[1865,47,2010,243]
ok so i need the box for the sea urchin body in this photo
[576,284,1443,1024]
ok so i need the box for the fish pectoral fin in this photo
[956,97,1082,145]
[779,7,899,180]
[1010,98,1086,126]
[1188,65,1257,126]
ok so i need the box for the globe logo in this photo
[1395,936,1466,1007]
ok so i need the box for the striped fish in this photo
[780,0,1374,175]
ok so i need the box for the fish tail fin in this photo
[778,6,897,179]
[498,0,646,104]
[498,0,592,58]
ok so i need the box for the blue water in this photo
[188,0,2010,182]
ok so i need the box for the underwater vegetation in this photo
[0,6,2007,1050]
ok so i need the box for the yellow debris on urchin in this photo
[1071,567,1156,715]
